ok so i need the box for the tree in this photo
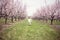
[0,0,27,23]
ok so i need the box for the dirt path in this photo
[0,21,21,32]
[0,21,21,40]
[51,25,60,31]
[0,23,13,40]
[0,23,13,32]
[50,25,60,40]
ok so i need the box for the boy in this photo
[28,16,32,25]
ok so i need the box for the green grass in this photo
[0,20,59,40]
[0,18,5,24]
[53,20,60,25]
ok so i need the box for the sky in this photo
[14,0,56,16]
[22,0,56,16]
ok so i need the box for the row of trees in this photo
[32,0,60,24]
[0,0,27,24]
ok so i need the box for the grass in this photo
[53,20,60,25]
[0,18,5,24]
[0,19,59,40]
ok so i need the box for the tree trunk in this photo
[11,16,14,23]
[51,19,53,25]
[18,16,20,21]
[15,17,17,21]
[51,16,54,25]
[5,14,8,24]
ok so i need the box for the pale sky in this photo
[14,0,56,16]
[22,0,55,16]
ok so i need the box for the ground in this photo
[0,19,60,40]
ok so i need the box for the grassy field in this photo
[0,19,59,40]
